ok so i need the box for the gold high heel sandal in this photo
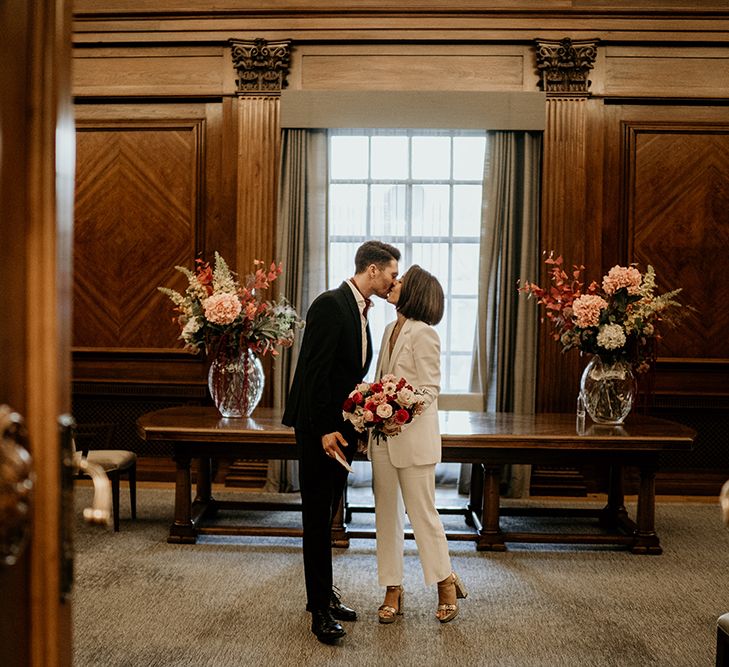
[436,572,467,623]
[378,585,404,624]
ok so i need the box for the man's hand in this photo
[321,432,348,463]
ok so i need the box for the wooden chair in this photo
[74,422,137,532]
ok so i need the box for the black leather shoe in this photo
[330,587,357,622]
[311,609,346,644]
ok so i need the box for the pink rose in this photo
[376,403,393,419]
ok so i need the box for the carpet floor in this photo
[72,485,729,667]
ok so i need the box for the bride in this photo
[368,264,467,624]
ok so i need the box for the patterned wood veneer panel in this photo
[74,122,202,349]
[627,125,729,359]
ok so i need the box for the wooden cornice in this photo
[72,1,729,20]
[71,5,729,45]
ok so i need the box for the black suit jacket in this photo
[282,282,373,439]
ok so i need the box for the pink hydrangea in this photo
[602,265,642,295]
[202,292,242,325]
[572,294,608,328]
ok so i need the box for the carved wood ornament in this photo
[535,38,599,96]
[229,38,292,95]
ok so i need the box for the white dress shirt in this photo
[346,279,370,368]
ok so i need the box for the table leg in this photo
[467,463,484,528]
[477,465,506,552]
[168,452,197,544]
[632,462,662,555]
[195,456,212,502]
[599,463,628,529]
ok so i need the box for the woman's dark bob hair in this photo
[397,264,444,326]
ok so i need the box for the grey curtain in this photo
[265,128,328,492]
[472,131,542,498]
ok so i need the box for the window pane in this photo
[327,130,485,399]
[411,243,449,283]
[434,317,447,348]
[330,135,369,179]
[412,185,450,237]
[440,354,448,390]
[412,136,451,180]
[328,242,359,288]
[449,354,472,392]
[452,185,483,237]
[453,136,486,180]
[451,244,480,295]
[450,298,477,352]
[329,184,368,236]
[371,136,408,180]
[371,184,407,236]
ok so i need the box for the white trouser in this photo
[370,438,452,586]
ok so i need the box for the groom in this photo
[283,240,400,644]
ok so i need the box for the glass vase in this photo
[207,348,264,418]
[579,356,637,425]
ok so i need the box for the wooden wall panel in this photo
[604,47,729,98]
[597,105,729,494]
[73,46,227,97]
[74,121,202,349]
[300,54,527,91]
[628,125,729,360]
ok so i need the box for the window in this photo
[327,129,487,394]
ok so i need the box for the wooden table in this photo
[136,406,695,554]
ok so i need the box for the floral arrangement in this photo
[342,374,426,440]
[158,252,304,359]
[519,253,685,372]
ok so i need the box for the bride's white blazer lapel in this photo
[386,318,411,374]
[375,321,394,379]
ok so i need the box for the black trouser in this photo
[297,427,353,612]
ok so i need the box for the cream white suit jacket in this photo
[368,318,442,468]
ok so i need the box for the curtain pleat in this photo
[266,129,328,492]
[473,131,542,498]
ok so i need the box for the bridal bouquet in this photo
[158,252,304,358]
[342,374,425,440]
[519,253,686,372]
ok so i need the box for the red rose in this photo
[364,400,377,413]
[351,391,363,404]
[342,398,356,413]
[370,382,383,394]
[394,409,410,425]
